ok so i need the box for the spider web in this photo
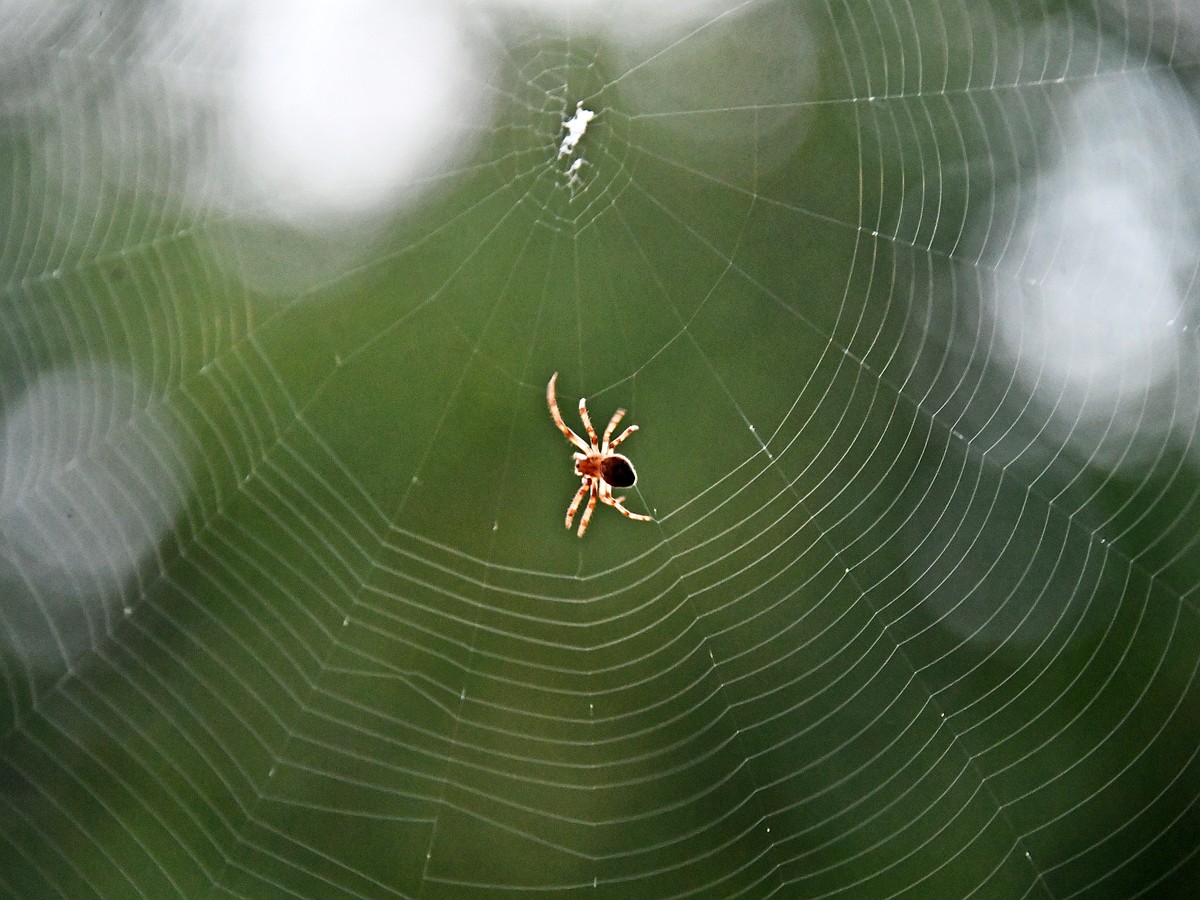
[2,0,1200,896]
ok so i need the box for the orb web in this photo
[2,1,1200,898]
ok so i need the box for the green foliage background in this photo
[2,1,1199,897]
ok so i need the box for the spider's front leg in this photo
[578,397,599,449]
[601,408,626,451]
[609,424,638,452]
[548,373,590,453]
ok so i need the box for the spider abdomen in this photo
[575,453,638,488]
[600,454,637,488]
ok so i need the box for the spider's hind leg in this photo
[599,481,653,523]
[576,481,598,537]
[565,479,590,530]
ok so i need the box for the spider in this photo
[547,372,652,537]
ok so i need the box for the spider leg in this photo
[608,423,638,451]
[601,408,626,451]
[612,500,653,522]
[598,481,653,522]
[578,397,599,449]
[565,478,590,530]
[576,481,598,537]
[548,373,590,453]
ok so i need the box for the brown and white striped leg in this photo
[565,479,590,530]
[576,481,598,537]
[601,408,626,450]
[547,373,590,453]
[608,424,638,451]
[600,482,652,522]
[578,397,599,448]
[611,499,652,522]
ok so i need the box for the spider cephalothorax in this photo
[547,372,652,537]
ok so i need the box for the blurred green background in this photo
[2,1,1200,896]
